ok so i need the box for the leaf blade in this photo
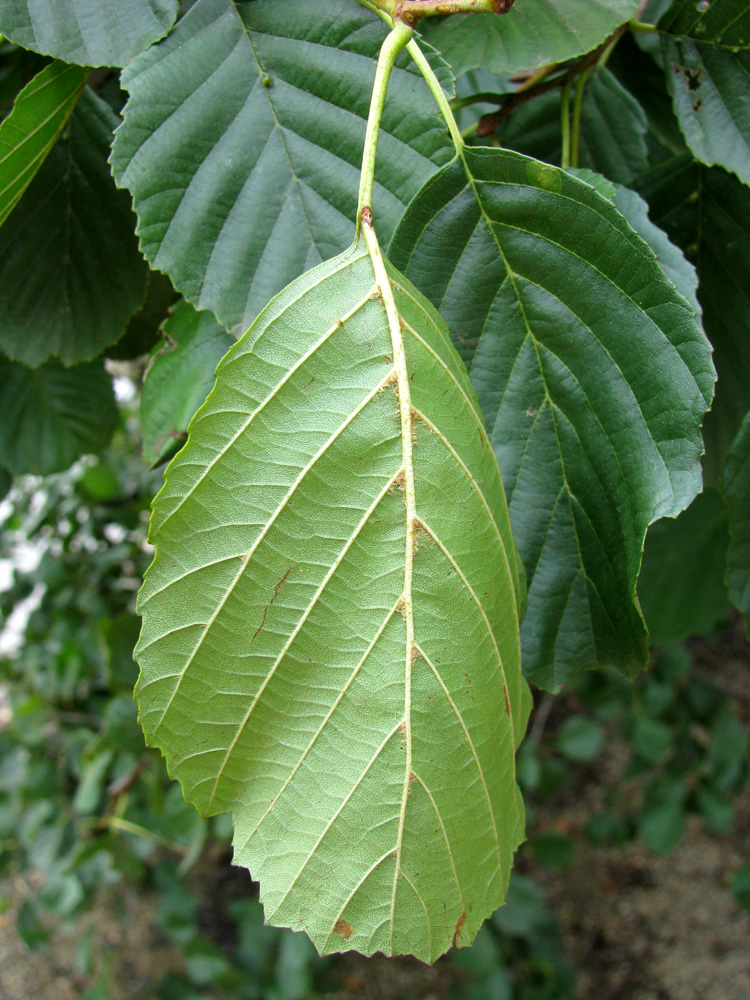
[135,244,527,962]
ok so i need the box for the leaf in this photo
[420,0,639,76]
[0,356,119,475]
[636,156,750,482]
[638,488,731,644]
[141,300,233,466]
[662,35,750,184]
[111,0,455,336]
[136,242,529,962]
[0,467,10,499]
[0,60,88,229]
[390,146,715,689]
[105,271,179,361]
[658,0,750,49]
[496,69,648,185]
[722,411,750,620]
[0,88,149,367]
[0,0,179,68]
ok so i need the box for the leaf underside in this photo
[136,242,529,963]
[390,147,715,689]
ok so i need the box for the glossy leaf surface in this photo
[141,300,233,466]
[0,89,148,367]
[112,0,454,335]
[0,0,179,68]
[0,61,88,229]
[136,243,529,962]
[390,147,715,688]
[421,0,639,75]
[0,358,119,475]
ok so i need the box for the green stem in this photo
[92,815,190,855]
[450,91,512,111]
[357,19,414,223]
[628,18,659,33]
[570,67,593,169]
[560,78,572,169]
[406,39,465,154]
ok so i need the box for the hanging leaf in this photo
[0,0,179,68]
[638,489,731,645]
[0,357,119,475]
[723,412,750,620]
[0,88,149,368]
[636,155,750,483]
[390,146,715,689]
[141,300,233,466]
[111,0,454,335]
[420,0,639,76]
[136,242,529,962]
[660,1,750,186]
[0,60,88,229]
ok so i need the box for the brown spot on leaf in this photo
[334,920,353,939]
[453,911,467,945]
[504,687,511,715]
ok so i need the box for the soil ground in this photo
[1,624,748,1000]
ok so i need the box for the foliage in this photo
[1,0,750,966]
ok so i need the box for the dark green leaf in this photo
[733,863,750,912]
[695,786,734,834]
[112,0,454,335]
[556,716,605,762]
[638,800,684,852]
[526,832,575,869]
[659,0,750,49]
[0,0,179,68]
[723,412,750,620]
[631,715,672,765]
[637,157,750,483]
[391,147,715,689]
[0,88,149,367]
[140,300,233,466]
[421,0,639,76]
[662,36,750,184]
[0,60,88,229]
[576,69,649,184]
[0,357,119,475]
[105,271,178,361]
[638,488,731,645]
[0,467,10,499]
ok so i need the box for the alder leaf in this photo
[658,0,750,49]
[0,60,88,229]
[390,147,715,689]
[0,0,179,68]
[0,356,119,475]
[135,242,529,962]
[420,0,639,76]
[0,88,149,367]
[111,0,454,335]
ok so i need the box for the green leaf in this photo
[556,716,605,762]
[0,60,88,229]
[0,466,10,499]
[0,0,179,68]
[638,800,685,852]
[662,36,750,184]
[111,0,454,336]
[390,146,715,689]
[105,271,178,361]
[722,412,750,619]
[733,863,750,912]
[636,157,750,482]
[638,489,731,644]
[658,0,750,49]
[141,300,233,466]
[0,357,119,475]
[136,242,529,962]
[0,88,149,367]
[420,0,639,76]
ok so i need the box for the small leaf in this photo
[136,242,529,962]
[638,488,731,645]
[722,411,750,620]
[0,60,88,229]
[659,0,750,50]
[733,863,750,912]
[390,147,715,689]
[0,356,119,475]
[556,716,605,762]
[0,88,149,367]
[421,0,639,75]
[662,35,750,185]
[140,300,233,466]
[112,0,454,335]
[0,0,179,68]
